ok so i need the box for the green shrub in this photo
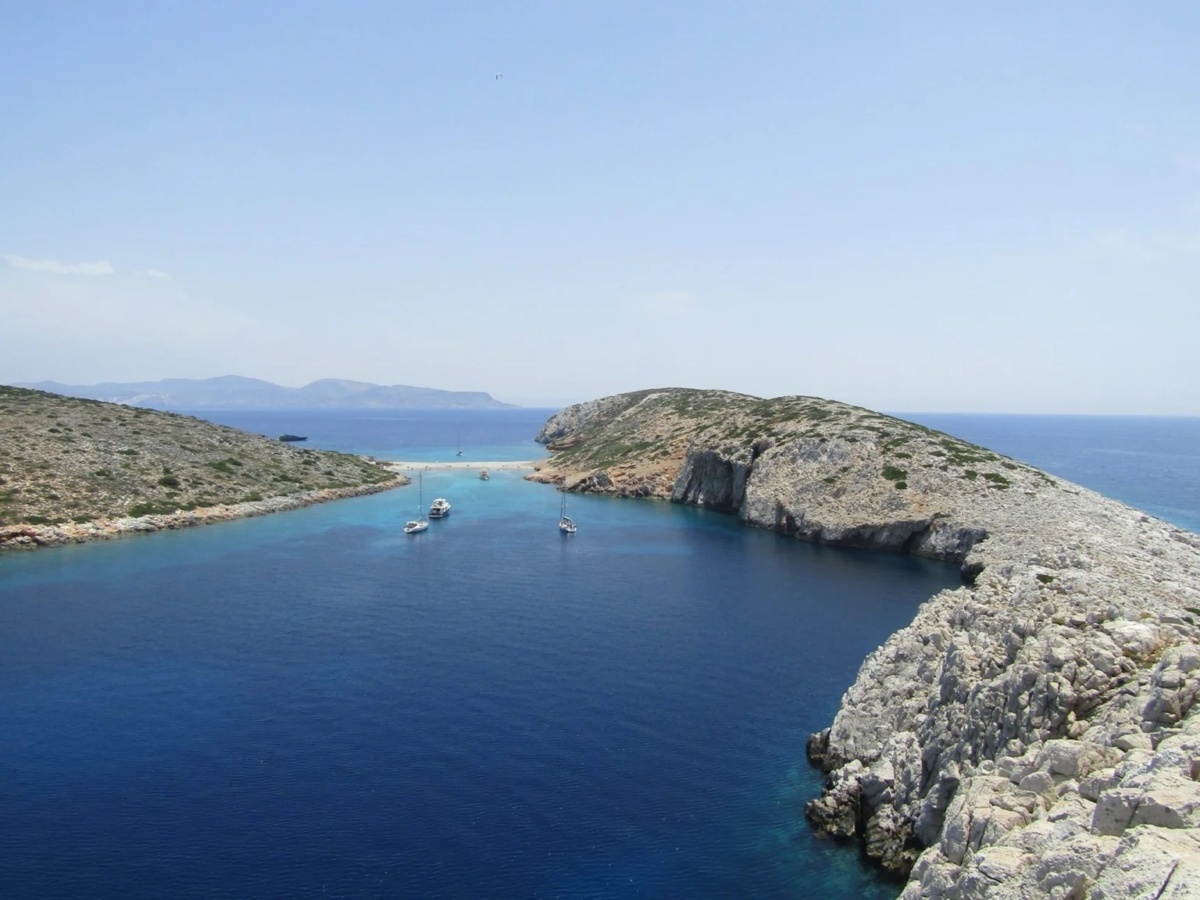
[158,475,182,489]
[127,501,177,517]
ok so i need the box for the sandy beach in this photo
[384,460,540,472]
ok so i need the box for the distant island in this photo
[530,388,1200,898]
[11,376,514,411]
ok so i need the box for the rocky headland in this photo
[530,388,1200,898]
[0,385,404,551]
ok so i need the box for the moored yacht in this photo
[429,497,451,518]
[558,492,576,534]
[405,473,429,534]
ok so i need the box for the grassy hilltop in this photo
[0,385,398,530]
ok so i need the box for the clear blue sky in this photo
[2,1,1198,412]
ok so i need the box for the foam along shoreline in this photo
[384,460,540,471]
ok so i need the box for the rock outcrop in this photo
[531,388,1200,898]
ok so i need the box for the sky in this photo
[2,2,1198,413]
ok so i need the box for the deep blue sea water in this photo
[2,409,1196,898]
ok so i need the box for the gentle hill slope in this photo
[0,386,400,548]
[532,388,1200,898]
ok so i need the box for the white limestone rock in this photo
[1088,826,1200,899]
[532,390,1200,897]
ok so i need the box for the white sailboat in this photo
[404,472,429,534]
[558,490,577,534]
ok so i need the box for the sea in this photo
[1,409,1197,899]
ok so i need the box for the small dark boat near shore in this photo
[278,434,307,442]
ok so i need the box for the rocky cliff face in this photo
[531,388,1200,898]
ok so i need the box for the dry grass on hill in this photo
[0,385,398,527]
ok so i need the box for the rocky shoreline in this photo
[0,478,406,551]
[531,389,1200,898]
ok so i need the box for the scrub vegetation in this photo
[0,385,398,527]
[537,387,1051,497]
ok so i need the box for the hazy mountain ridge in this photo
[12,376,514,410]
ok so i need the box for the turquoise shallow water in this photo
[0,409,962,898]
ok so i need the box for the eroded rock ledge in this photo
[530,388,1200,898]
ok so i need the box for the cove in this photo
[0,447,960,898]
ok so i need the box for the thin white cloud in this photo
[0,270,258,368]
[4,254,115,276]
[144,269,172,280]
